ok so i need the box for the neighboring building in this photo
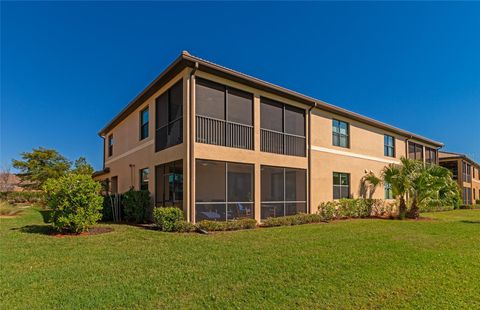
[93,51,443,223]
[439,151,480,205]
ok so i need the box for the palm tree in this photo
[382,157,461,219]
[408,163,461,217]
[382,158,412,219]
[361,172,382,199]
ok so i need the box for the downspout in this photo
[102,135,106,170]
[189,62,199,223]
[307,104,315,214]
[405,135,413,159]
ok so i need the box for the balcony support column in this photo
[254,94,261,223]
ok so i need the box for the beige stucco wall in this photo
[96,66,443,222]
[191,71,309,223]
[95,68,190,216]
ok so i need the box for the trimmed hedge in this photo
[459,204,480,210]
[318,199,380,221]
[419,204,455,213]
[173,220,197,233]
[0,191,45,204]
[262,213,324,227]
[196,218,257,231]
[153,207,184,232]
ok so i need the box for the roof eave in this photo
[98,51,443,148]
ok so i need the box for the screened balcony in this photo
[260,98,306,157]
[196,115,253,150]
[195,78,253,150]
[195,160,254,222]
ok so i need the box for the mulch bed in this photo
[51,227,113,238]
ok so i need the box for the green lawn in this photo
[1,208,480,309]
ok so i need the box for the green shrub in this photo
[122,190,151,223]
[197,218,257,231]
[43,174,103,233]
[173,220,197,233]
[0,191,45,205]
[153,207,184,232]
[419,204,455,213]
[318,199,377,221]
[318,201,337,221]
[262,213,323,227]
[459,204,480,210]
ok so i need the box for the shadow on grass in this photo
[12,224,55,235]
[460,220,480,224]
[39,210,53,223]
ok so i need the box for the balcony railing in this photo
[196,115,253,150]
[261,128,306,157]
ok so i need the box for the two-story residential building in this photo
[93,51,443,223]
[439,151,480,205]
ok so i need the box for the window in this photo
[463,187,472,205]
[384,182,393,199]
[111,176,118,194]
[384,135,395,157]
[108,134,113,157]
[261,166,307,220]
[425,147,437,165]
[195,78,253,150]
[155,160,183,207]
[155,80,183,152]
[196,160,254,222]
[333,172,350,199]
[139,168,149,191]
[332,119,349,148]
[463,162,472,183]
[140,107,149,140]
[408,142,423,161]
[440,161,458,180]
[260,98,306,156]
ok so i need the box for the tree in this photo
[408,163,461,218]
[0,165,13,192]
[360,171,382,199]
[382,157,461,219]
[72,157,94,175]
[12,147,71,190]
[382,159,411,219]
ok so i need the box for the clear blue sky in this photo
[1,2,479,170]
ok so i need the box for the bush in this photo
[419,204,455,213]
[0,191,45,205]
[197,218,257,231]
[317,199,379,221]
[122,190,151,223]
[262,213,324,227]
[173,220,197,233]
[43,174,103,233]
[318,201,337,221]
[153,207,184,232]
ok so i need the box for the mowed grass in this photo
[1,208,480,309]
